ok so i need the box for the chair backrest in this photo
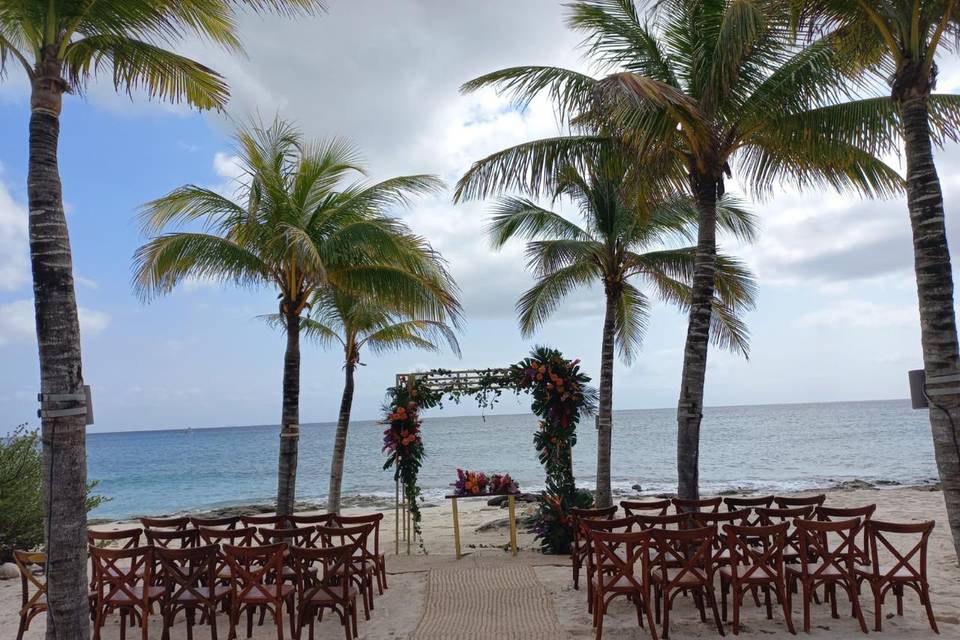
[591,529,651,594]
[289,544,355,603]
[140,516,190,531]
[155,545,219,605]
[690,509,751,548]
[774,494,826,509]
[87,527,142,549]
[240,514,290,529]
[723,522,789,582]
[570,505,618,521]
[14,550,46,611]
[90,544,155,606]
[258,526,318,549]
[650,526,716,587]
[672,496,722,514]
[620,499,670,517]
[579,515,636,537]
[755,506,813,558]
[723,495,775,511]
[815,504,876,564]
[863,520,935,584]
[795,517,861,579]
[190,515,240,529]
[144,527,200,549]
[315,524,375,560]
[223,543,287,602]
[197,525,256,547]
[633,512,692,531]
[288,513,335,526]
[335,513,384,557]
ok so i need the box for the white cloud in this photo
[0,171,29,292]
[796,300,918,330]
[0,299,111,346]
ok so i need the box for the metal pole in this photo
[395,479,399,555]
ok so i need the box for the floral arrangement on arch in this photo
[450,469,520,496]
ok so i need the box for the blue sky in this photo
[1,1,957,433]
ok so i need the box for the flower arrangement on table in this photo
[450,469,520,496]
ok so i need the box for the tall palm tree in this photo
[0,2,321,636]
[134,118,452,518]
[456,0,902,502]
[796,0,960,564]
[487,154,756,507]
[279,287,460,514]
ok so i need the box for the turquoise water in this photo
[86,399,938,519]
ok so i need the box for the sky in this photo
[1,0,959,433]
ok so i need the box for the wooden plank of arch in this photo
[445,493,518,559]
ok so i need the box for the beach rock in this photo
[486,493,539,507]
[475,513,537,532]
[631,484,643,492]
[834,479,875,491]
[0,562,19,579]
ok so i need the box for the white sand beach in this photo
[3,485,958,639]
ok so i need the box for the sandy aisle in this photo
[2,486,957,639]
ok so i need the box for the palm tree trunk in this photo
[676,171,719,501]
[595,286,618,508]
[29,66,92,640]
[276,312,301,516]
[901,89,960,564]
[326,358,357,514]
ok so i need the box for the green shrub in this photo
[0,425,107,562]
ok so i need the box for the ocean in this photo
[86,399,939,520]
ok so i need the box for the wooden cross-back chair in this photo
[719,522,795,635]
[290,544,360,640]
[88,527,143,549]
[197,526,256,582]
[90,544,162,640]
[223,543,296,640]
[690,509,751,570]
[671,496,722,514]
[787,518,868,634]
[156,544,229,640]
[145,527,200,550]
[590,529,658,640]
[620,499,670,517]
[571,505,618,591]
[190,515,240,530]
[774,494,826,509]
[856,520,938,633]
[649,526,725,638]
[578,515,636,616]
[335,513,387,595]
[815,504,876,566]
[14,551,52,640]
[315,524,376,618]
[141,516,191,531]
[755,506,814,564]
[722,495,775,515]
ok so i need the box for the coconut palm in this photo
[278,287,461,513]
[794,0,960,564]
[488,153,756,507]
[0,2,321,636]
[456,0,903,502]
[135,118,454,518]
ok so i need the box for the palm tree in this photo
[795,0,960,564]
[0,2,321,636]
[487,154,756,507]
[134,118,453,518]
[277,287,461,514]
[456,0,902,502]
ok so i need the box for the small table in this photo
[445,493,519,559]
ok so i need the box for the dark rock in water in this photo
[834,479,875,491]
[718,488,741,496]
[874,479,901,486]
[632,484,643,492]
[486,493,539,507]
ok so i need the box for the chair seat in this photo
[590,574,642,592]
[719,564,776,582]
[855,564,919,580]
[104,586,164,605]
[170,585,231,603]
[307,585,359,604]
[652,567,708,586]
[785,563,845,578]
[236,584,294,603]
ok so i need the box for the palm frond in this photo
[460,65,598,122]
[516,261,599,336]
[614,281,649,364]
[487,197,592,248]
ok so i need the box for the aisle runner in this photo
[410,562,570,640]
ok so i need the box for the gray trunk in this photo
[276,312,301,516]
[901,90,960,564]
[595,286,618,508]
[29,75,91,640]
[676,172,719,502]
[326,357,356,514]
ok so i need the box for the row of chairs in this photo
[15,511,385,640]
[572,496,938,639]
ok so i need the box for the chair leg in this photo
[276,602,284,640]
[720,578,728,622]
[732,584,742,635]
[921,584,940,634]
[594,595,605,640]
[776,581,796,635]
[211,603,219,640]
[121,610,127,640]
[694,587,707,622]
[849,579,868,634]
[644,593,660,640]
[706,583,725,637]
[871,583,883,632]
[661,589,671,640]
[247,606,254,638]
[896,584,904,616]
[829,583,839,619]
[802,581,812,633]
[764,585,773,620]
[573,550,580,591]
[16,615,28,640]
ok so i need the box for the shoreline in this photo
[88,476,941,524]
